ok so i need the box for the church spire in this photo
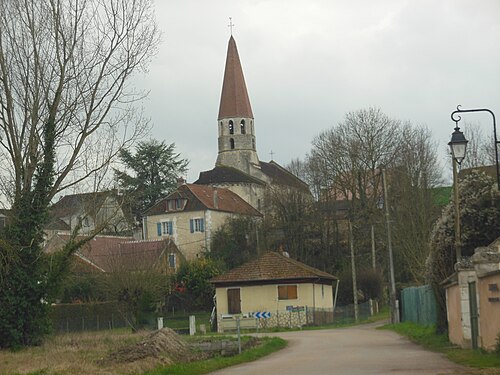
[216,35,259,173]
[218,36,253,120]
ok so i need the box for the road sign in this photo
[254,311,271,319]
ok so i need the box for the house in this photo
[193,35,311,214]
[210,251,338,332]
[442,237,500,351]
[45,233,182,275]
[142,183,262,259]
[48,190,136,238]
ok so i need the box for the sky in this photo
[136,0,500,184]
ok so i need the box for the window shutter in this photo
[157,222,162,236]
[168,221,173,235]
[200,219,205,232]
[189,219,194,233]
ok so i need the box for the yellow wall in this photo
[144,209,235,259]
[215,282,334,315]
[446,284,463,347]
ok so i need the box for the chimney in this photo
[213,188,218,209]
[176,177,186,187]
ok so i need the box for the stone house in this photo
[48,191,135,237]
[443,237,500,351]
[142,183,262,260]
[210,251,338,332]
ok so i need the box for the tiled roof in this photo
[194,166,265,186]
[46,234,177,272]
[260,161,310,192]
[210,251,337,285]
[50,191,110,218]
[218,36,253,120]
[145,184,261,217]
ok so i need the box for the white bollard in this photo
[157,317,164,330]
[189,315,196,336]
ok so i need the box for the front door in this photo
[227,288,241,314]
[468,281,479,349]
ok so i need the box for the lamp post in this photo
[448,123,468,263]
[450,105,500,190]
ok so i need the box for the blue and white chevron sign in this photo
[254,311,271,319]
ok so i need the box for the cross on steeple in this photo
[270,150,275,160]
[228,17,235,35]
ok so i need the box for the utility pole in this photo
[382,169,399,324]
[349,220,359,322]
[371,224,376,270]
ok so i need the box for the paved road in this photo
[209,323,467,375]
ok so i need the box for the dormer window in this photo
[229,120,234,135]
[166,198,186,211]
[240,119,246,134]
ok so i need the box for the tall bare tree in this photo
[0,0,160,347]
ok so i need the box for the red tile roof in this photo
[210,251,337,285]
[218,36,253,120]
[185,184,261,216]
[46,234,177,272]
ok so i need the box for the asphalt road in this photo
[209,323,467,375]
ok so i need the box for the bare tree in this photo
[0,0,159,204]
[459,121,496,169]
[0,0,160,347]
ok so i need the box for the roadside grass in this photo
[381,322,500,369]
[143,337,286,375]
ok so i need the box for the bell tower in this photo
[216,36,259,174]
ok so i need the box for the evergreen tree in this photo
[114,140,189,215]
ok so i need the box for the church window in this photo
[230,138,235,149]
[252,139,255,150]
[240,119,246,134]
[229,120,234,134]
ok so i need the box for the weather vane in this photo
[228,17,234,35]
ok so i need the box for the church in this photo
[142,35,309,259]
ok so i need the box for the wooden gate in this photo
[468,281,479,350]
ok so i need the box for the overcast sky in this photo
[136,0,500,183]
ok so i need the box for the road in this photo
[209,323,468,375]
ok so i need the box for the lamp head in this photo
[448,124,468,165]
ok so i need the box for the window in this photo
[278,285,298,300]
[252,139,255,150]
[157,221,173,236]
[189,218,204,233]
[229,120,234,135]
[168,253,176,268]
[176,198,182,209]
[230,138,235,149]
[167,198,185,211]
[240,119,246,134]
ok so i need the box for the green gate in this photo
[401,285,437,325]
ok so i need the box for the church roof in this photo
[194,166,266,186]
[218,36,254,120]
[260,161,310,192]
[210,251,337,286]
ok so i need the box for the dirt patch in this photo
[102,327,201,366]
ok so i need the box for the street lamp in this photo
[448,122,468,263]
[450,105,500,190]
[448,125,468,166]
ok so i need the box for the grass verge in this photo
[144,337,287,375]
[381,322,500,369]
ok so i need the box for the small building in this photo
[210,251,337,332]
[443,237,500,351]
[142,183,261,260]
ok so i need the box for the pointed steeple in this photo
[218,36,254,120]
